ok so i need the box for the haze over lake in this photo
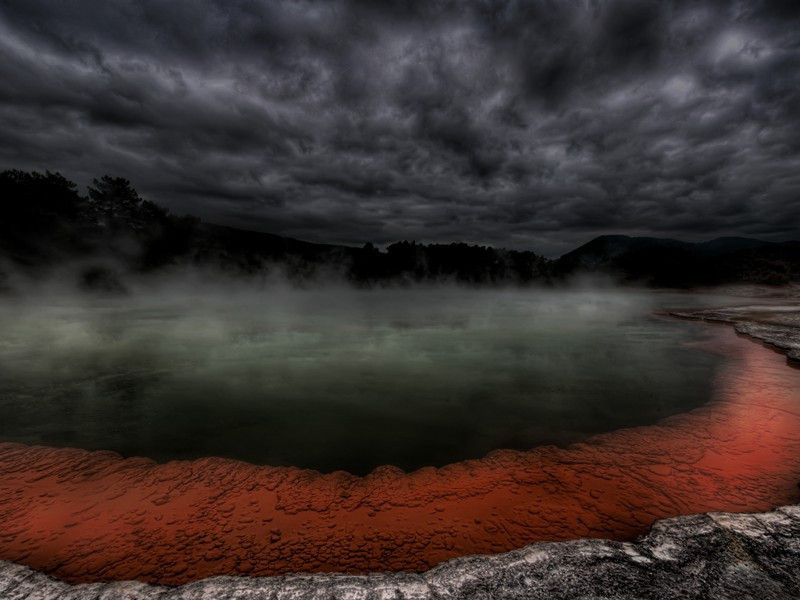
[0,287,735,474]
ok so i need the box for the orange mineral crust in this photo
[0,325,799,585]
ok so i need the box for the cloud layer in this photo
[1,0,798,255]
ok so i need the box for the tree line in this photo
[0,169,551,290]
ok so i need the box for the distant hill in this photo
[554,234,800,286]
[1,169,798,291]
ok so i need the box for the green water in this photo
[0,287,730,474]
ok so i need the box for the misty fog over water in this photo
[0,287,734,474]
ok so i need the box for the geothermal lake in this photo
[0,288,745,474]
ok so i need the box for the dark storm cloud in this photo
[0,0,798,256]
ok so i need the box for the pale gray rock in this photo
[1,504,799,599]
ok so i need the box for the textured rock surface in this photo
[1,503,799,599]
[1,325,799,585]
[671,304,800,362]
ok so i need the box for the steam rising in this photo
[0,284,727,474]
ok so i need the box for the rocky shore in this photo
[670,304,800,363]
[1,503,799,599]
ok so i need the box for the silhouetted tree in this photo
[1,169,88,231]
[88,176,167,230]
[0,170,95,264]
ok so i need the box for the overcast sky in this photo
[1,1,798,256]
